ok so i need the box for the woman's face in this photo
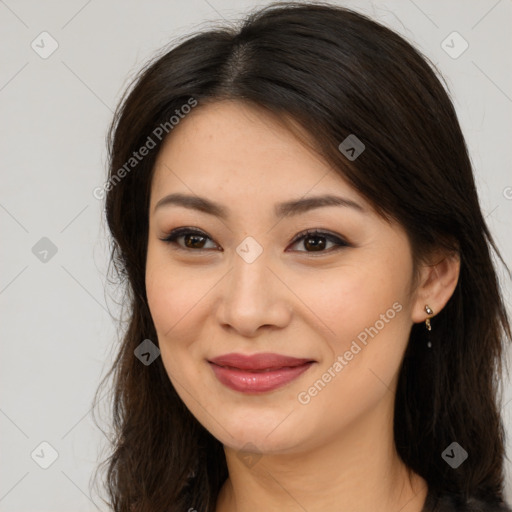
[146,100,422,455]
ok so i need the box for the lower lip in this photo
[208,361,314,393]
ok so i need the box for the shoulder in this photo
[429,490,512,512]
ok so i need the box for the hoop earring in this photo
[425,304,434,348]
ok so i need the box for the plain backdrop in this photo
[1,0,511,510]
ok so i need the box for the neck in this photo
[215,395,428,512]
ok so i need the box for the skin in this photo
[145,100,460,512]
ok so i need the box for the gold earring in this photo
[425,305,433,331]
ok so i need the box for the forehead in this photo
[150,100,365,211]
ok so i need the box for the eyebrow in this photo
[153,193,366,219]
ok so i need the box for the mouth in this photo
[207,353,316,393]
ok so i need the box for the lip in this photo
[208,352,315,393]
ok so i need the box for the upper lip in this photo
[208,352,314,371]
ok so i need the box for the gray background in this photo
[1,0,511,510]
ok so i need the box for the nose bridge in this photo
[217,236,291,334]
[228,241,273,307]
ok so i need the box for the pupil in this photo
[305,236,325,251]
[185,234,205,248]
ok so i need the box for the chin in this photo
[212,417,307,454]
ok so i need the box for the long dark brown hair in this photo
[92,2,512,510]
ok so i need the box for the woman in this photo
[94,2,512,511]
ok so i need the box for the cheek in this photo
[146,271,200,333]
[145,266,209,398]
[299,261,409,353]
[296,259,414,414]
[145,243,212,336]
[145,253,219,383]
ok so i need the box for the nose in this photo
[215,248,292,338]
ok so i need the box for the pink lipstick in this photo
[208,352,315,393]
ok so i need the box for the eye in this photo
[159,227,219,251]
[160,227,349,254]
[287,229,349,254]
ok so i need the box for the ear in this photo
[411,250,460,325]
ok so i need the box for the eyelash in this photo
[159,227,350,255]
